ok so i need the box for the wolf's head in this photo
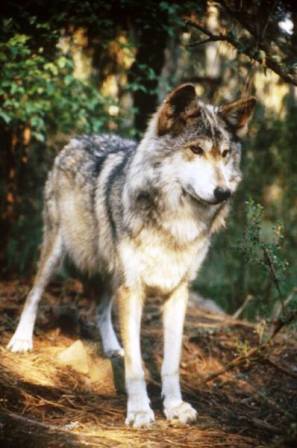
[144,84,255,206]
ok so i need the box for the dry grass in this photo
[0,279,296,447]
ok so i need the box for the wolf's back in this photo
[42,134,137,274]
[54,134,136,183]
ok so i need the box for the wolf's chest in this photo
[120,229,208,295]
[140,244,195,293]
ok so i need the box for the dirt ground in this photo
[0,279,296,448]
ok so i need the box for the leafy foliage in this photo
[0,22,114,274]
[0,32,109,140]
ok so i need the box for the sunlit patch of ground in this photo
[0,279,296,447]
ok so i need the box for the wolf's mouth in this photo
[183,187,221,206]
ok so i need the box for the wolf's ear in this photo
[219,97,256,137]
[157,84,198,136]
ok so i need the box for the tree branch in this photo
[218,0,297,86]
[185,12,297,86]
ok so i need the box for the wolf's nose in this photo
[214,187,231,202]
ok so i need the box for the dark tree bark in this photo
[0,127,19,274]
[128,26,168,133]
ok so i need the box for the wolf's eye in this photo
[222,149,231,158]
[189,145,204,156]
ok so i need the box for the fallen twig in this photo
[202,345,264,384]
[232,295,254,319]
[263,247,285,313]
[268,309,297,340]
[238,415,281,434]
[263,356,297,380]
[271,287,297,321]
[0,411,117,447]
[0,410,72,433]
[251,417,281,433]
[241,379,296,420]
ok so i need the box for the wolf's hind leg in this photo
[162,282,197,424]
[96,290,123,358]
[7,230,64,353]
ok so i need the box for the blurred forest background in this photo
[1,0,297,320]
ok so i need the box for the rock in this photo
[56,339,124,395]
[57,340,89,374]
[189,291,225,315]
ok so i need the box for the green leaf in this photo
[0,111,11,124]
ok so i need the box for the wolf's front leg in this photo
[162,282,197,424]
[117,285,154,428]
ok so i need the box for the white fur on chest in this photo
[119,228,209,295]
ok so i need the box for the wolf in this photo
[7,84,255,427]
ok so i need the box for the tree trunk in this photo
[128,26,167,133]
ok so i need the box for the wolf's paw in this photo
[125,408,155,428]
[102,336,124,359]
[7,334,33,353]
[104,347,124,358]
[164,401,197,425]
